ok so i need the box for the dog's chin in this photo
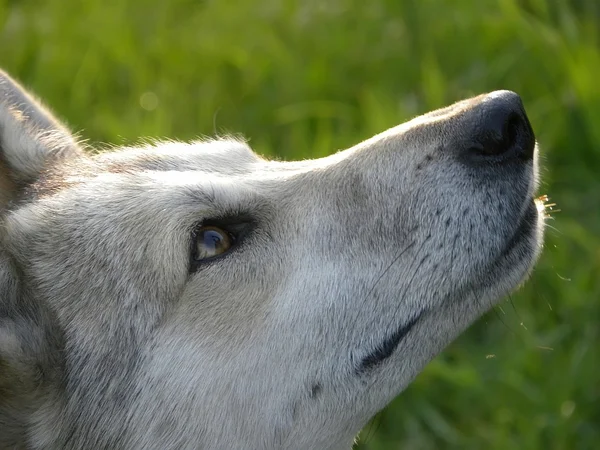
[501,199,540,258]
[483,197,544,304]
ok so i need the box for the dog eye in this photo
[193,226,233,260]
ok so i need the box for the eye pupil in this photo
[205,230,223,250]
[194,226,232,261]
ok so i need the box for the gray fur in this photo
[0,69,544,449]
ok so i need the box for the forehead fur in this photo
[23,138,263,202]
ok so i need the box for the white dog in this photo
[0,69,544,449]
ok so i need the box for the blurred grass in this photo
[1,0,599,448]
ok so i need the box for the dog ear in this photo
[0,70,70,445]
[0,69,82,207]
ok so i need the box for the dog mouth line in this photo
[355,310,425,374]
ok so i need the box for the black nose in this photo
[465,90,535,162]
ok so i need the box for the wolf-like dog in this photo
[0,69,544,449]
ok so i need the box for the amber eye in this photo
[193,226,233,260]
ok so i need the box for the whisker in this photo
[385,233,439,330]
[360,411,384,447]
[538,292,553,311]
[508,294,521,319]
[360,229,419,307]
[544,223,561,234]
[212,107,222,135]
[349,230,419,342]
[395,235,432,306]
[353,231,435,371]
[492,307,513,332]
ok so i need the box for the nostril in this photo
[465,92,535,163]
[472,112,525,158]
[504,112,521,152]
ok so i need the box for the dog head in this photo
[0,70,543,449]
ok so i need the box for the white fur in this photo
[0,70,544,449]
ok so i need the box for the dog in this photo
[0,69,544,449]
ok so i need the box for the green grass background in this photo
[2,0,598,448]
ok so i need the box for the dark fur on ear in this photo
[0,250,66,449]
